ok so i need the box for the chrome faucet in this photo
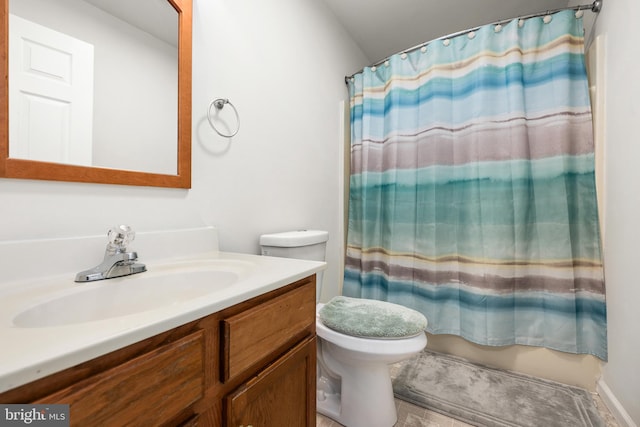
[75,225,147,282]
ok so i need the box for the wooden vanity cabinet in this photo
[0,276,317,427]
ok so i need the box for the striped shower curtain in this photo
[343,10,607,360]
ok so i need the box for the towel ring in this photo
[207,98,240,138]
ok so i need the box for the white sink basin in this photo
[12,259,251,328]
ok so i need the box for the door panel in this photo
[9,14,94,165]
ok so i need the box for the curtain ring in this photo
[207,98,240,138]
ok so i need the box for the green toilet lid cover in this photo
[319,296,427,339]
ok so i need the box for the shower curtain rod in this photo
[344,0,602,83]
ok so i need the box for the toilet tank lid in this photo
[260,230,329,247]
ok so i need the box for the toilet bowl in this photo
[316,303,427,427]
[260,230,428,427]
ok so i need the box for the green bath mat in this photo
[393,350,604,427]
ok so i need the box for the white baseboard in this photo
[597,379,638,427]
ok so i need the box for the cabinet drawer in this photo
[38,331,205,426]
[222,279,315,382]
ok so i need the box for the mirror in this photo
[0,0,192,188]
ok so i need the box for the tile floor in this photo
[316,361,621,427]
[316,398,476,427]
[317,392,620,427]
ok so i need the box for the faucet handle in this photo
[107,225,135,251]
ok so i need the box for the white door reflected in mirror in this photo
[9,14,94,166]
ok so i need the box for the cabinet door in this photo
[225,337,316,427]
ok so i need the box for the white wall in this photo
[190,0,368,301]
[0,0,368,304]
[591,0,640,424]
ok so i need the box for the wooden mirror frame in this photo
[0,0,192,188]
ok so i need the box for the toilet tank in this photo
[260,230,328,301]
[259,230,328,261]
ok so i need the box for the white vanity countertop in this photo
[0,251,325,393]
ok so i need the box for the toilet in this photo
[260,230,427,427]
